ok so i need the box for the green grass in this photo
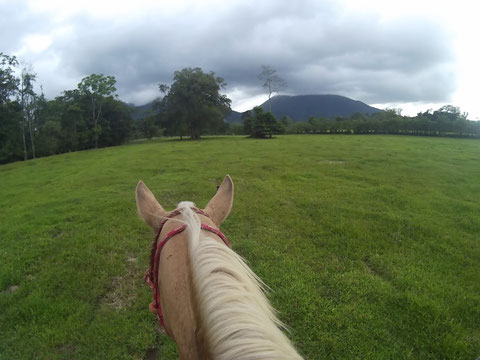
[0,135,479,359]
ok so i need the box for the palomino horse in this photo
[136,175,302,359]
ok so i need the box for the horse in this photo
[136,175,303,359]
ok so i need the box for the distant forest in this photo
[252,105,480,138]
[1,53,479,165]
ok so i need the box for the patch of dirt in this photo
[363,258,378,276]
[154,323,166,336]
[55,343,76,357]
[3,285,19,294]
[144,348,159,360]
[362,257,392,283]
[101,254,141,310]
[51,227,63,238]
[319,160,346,165]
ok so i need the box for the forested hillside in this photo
[0,54,132,164]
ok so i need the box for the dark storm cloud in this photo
[2,0,456,107]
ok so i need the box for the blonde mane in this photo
[179,204,302,359]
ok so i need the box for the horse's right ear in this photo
[205,175,234,226]
[136,181,167,229]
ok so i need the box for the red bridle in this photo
[144,207,231,335]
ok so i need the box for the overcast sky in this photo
[1,0,479,118]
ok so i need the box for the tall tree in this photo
[19,66,37,159]
[0,101,23,164]
[258,65,286,112]
[0,53,19,104]
[138,116,158,139]
[98,97,133,147]
[77,74,116,148]
[59,90,85,152]
[33,90,62,156]
[160,68,231,139]
[0,53,23,163]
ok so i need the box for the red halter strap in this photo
[144,207,231,336]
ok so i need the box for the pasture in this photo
[0,135,479,359]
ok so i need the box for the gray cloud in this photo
[0,1,38,50]
[1,0,456,108]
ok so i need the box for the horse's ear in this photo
[205,175,234,226]
[136,181,167,229]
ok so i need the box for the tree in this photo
[280,115,293,128]
[19,66,37,159]
[434,105,467,122]
[77,74,117,148]
[243,106,282,138]
[98,98,133,146]
[0,53,19,104]
[160,68,231,139]
[33,93,63,156]
[0,101,23,163]
[54,89,88,152]
[138,116,158,139]
[258,65,286,112]
[61,91,83,152]
[242,110,254,136]
[0,53,23,163]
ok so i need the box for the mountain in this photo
[130,102,154,120]
[226,95,381,122]
[133,94,382,123]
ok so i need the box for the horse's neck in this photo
[159,210,301,359]
[188,230,303,359]
[158,230,210,360]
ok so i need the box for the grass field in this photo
[0,135,479,359]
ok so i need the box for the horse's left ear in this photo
[205,175,234,226]
[136,180,168,229]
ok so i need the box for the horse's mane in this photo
[178,203,302,359]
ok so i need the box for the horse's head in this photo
[135,175,302,359]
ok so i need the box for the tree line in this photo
[0,53,132,164]
[1,55,234,164]
[285,106,479,138]
[228,105,480,139]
